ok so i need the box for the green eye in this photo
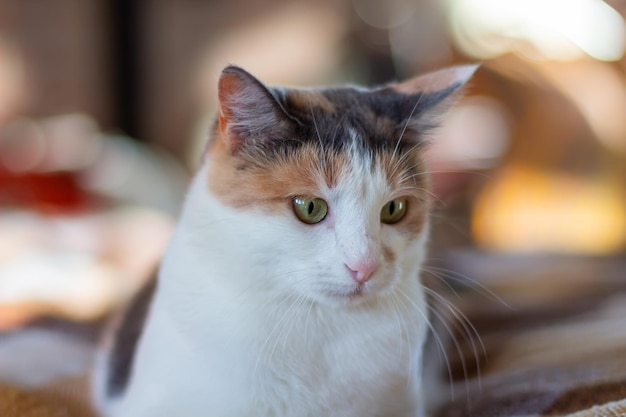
[292,197,328,224]
[381,198,407,224]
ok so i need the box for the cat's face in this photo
[203,66,475,306]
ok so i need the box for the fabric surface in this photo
[0,377,96,417]
[431,253,626,417]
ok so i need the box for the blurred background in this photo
[0,0,625,389]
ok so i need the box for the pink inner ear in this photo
[218,111,229,136]
[393,65,479,95]
[217,72,241,135]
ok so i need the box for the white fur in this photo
[98,142,431,417]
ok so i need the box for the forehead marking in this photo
[286,89,335,113]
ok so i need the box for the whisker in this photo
[303,294,316,345]
[422,285,486,358]
[423,291,473,381]
[424,265,513,310]
[265,292,308,371]
[391,92,425,161]
[425,301,474,402]
[421,285,486,396]
[395,289,455,400]
[404,169,493,180]
[426,213,473,240]
[279,294,309,359]
[421,267,463,299]
[309,100,329,176]
[395,182,445,206]
[387,141,423,182]
[385,294,414,387]
[252,288,304,376]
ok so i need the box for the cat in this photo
[91,63,477,417]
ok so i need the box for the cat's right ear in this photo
[385,64,479,134]
[217,66,293,153]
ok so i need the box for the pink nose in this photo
[345,258,380,284]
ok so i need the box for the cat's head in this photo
[201,65,476,306]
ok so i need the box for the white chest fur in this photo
[105,168,429,417]
[113,277,427,417]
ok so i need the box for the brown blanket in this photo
[0,378,96,417]
[431,252,626,417]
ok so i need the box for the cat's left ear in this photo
[217,66,295,153]
[386,64,479,133]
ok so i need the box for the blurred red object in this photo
[0,115,106,213]
[0,168,96,213]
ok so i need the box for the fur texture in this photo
[93,65,476,417]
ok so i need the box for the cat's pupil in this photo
[389,201,395,214]
[308,201,314,215]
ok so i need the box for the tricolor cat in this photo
[92,64,476,417]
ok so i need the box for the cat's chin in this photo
[324,286,366,301]
[314,282,394,307]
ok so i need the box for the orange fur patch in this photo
[207,136,347,213]
[382,245,395,263]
